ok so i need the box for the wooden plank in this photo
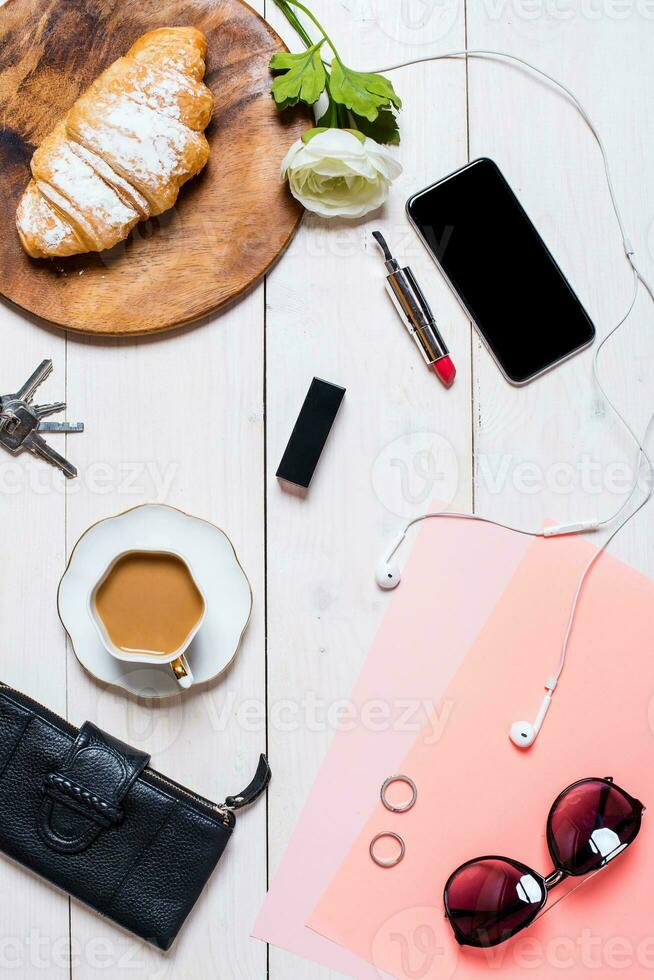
[0,329,69,974]
[466,9,654,580]
[63,0,269,966]
[0,273,69,975]
[64,304,267,976]
[0,8,69,961]
[263,2,471,976]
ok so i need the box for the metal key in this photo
[33,402,67,419]
[0,404,39,451]
[0,359,54,422]
[15,359,53,404]
[22,431,78,480]
[37,421,84,434]
[32,402,84,433]
[0,360,84,479]
[0,401,82,438]
[0,402,79,478]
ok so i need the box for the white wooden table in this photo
[2,1,654,976]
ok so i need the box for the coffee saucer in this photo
[58,504,252,699]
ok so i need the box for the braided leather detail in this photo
[44,772,123,825]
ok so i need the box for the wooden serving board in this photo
[0,0,308,335]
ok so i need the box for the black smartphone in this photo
[406,158,595,385]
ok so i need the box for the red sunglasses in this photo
[444,777,644,948]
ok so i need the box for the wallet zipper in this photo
[144,769,233,825]
[0,684,78,735]
[0,684,267,828]
[148,753,271,825]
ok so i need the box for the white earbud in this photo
[509,679,557,749]
[375,560,401,589]
[375,532,406,590]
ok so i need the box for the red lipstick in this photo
[373,231,456,389]
[433,354,456,387]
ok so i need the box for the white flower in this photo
[280,128,402,219]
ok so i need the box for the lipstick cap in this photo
[276,378,346,489]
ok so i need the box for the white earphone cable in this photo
[372,48,654,689]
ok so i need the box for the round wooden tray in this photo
[0,0,307,335]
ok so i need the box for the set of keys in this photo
[0,360,84,479]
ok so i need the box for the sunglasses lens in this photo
[444,858,545,947]
[548,779,643,875]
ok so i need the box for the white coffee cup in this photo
[88,548,206,689]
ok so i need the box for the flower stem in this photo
[272,0,314,49]
[274,0,341,60]
[273,0,352,135]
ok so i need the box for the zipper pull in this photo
[224,754,271,811]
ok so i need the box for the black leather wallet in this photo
[0,683,270,950]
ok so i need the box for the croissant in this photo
[16,27,214,259]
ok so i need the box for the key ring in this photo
[380,774,417,813]
[369,831,406,868]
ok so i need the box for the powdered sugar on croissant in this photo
[16,27,213,259]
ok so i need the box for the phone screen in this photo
[407,158,595,384]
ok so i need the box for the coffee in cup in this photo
[90,550,205,688]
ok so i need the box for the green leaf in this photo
[328,60,402,122]
[270,41,326,108]
[349,107,401,145]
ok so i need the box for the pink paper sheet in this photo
[310,533,654,979]
[253,516,531,975]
